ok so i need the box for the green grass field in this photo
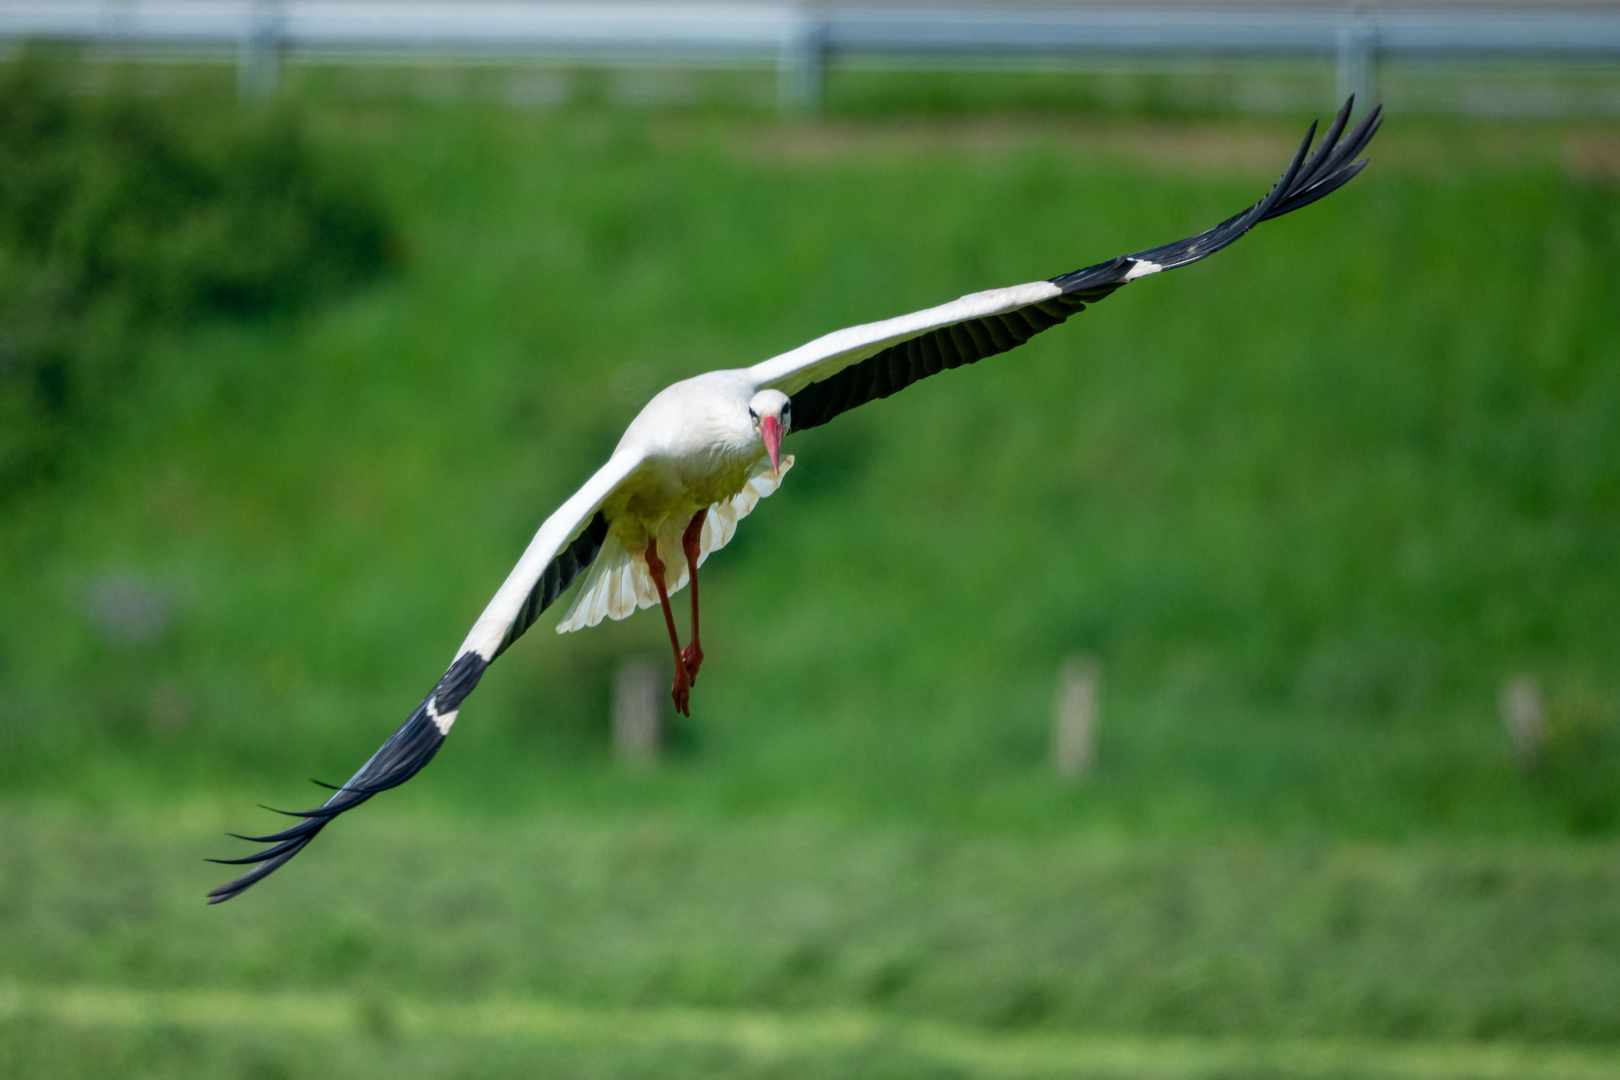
[4,807,1620,1078]
[0,69,1618,1077]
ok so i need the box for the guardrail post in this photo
[1336,14,1377,108]
[780,12,826,114]
[238,0,284,99]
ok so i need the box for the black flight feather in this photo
[206,511,610,903]
[494,511,609,660]
[790,98,1380,434]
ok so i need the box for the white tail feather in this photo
[555,455,793,633]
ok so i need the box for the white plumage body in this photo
[456,280,1075,663]
[558,370,792,631]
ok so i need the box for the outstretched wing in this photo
[206,449,647,903]
[751,98,1381,433]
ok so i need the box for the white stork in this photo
[209,100,1380,903]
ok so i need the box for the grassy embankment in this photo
[0,73,1617,1077]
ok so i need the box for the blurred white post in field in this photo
[1052,653,1100,781]
[1500,673,1545,770]
[1335,14,1377,108]
[238,0,284,99]
[779,13,825,114]
[613,655,663,767]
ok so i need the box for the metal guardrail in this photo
[0,2,1617,110]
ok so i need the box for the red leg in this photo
[644,536,691,716]
[680,509,708,684]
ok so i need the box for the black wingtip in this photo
[206,833,319,904]
[1263,100,1382,221]
[1060,96,1380,283]
[206,653,487,905]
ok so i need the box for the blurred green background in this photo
[1,52,1618,1079]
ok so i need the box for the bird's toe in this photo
[671,669,692,717]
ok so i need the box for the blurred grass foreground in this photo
[0,55,1618,1079]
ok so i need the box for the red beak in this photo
[760,416,782,475]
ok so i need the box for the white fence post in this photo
[1500,673,1545,770]
[1052,653,1100,780]
[613,655,664,767]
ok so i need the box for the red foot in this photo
[671,663,692,716]
[682,640,704,684]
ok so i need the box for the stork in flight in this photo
[209,99,1380,903]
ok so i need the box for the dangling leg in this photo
[680,509,708,684]
[644,536,691,716]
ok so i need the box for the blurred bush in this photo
[0,55,393,495]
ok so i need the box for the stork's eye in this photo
[748,408,758,421]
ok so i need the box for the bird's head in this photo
[748,389,791,475]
